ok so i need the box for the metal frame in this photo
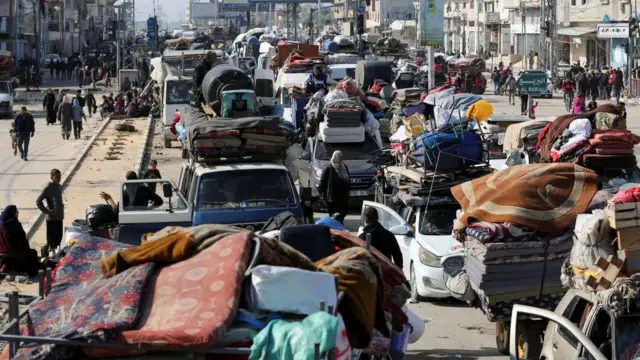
[115,0,136,70]
[0,269,338,359]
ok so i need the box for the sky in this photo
[135,0,185,24]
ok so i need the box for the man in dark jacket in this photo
[36,168,64,255]
[193,52,217,105]
[589,72,600,101]
[358,207,403,268]
[14,107,35,161]
[43,89,57,125]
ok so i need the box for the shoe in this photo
[24,157,28,161]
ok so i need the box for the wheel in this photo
[495,321,510,355]
[409,263,425,302]
[164,138,172,148]
[114,123,135,132]
[516,319,544,360]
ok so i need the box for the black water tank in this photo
[201,64,253,114]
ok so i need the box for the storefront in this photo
[597,22,628,69]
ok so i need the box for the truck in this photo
[0,50,14,119]
[117,64,303,244]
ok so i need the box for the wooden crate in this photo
[607,202,640,229]
[617,227,640,250]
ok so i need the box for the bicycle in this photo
[563,91,574,113]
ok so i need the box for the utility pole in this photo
[33,0,40,76]
[317,0,322,39]
[475,0,480,54]
[60,0,66,56]
[540,0,545,69]
[13,0,18,57]
[520,0,526,69]
[632,3,637,98]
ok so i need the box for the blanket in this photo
[451,163,598,234]
[538,104,623,163]
[10,238,154,360]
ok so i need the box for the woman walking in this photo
[318,150,351,224]
[71,98,86,139]
[58,96,73,140]
[43,89,57,125]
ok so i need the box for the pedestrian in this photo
[75,65,83,87]
[9,121,17,156]
[143,159,162,193]
[85,91,97,117]
[506,73,516,105]
[614,69,624,104]
[75,89,85,108]
[13,107,35,161]
[71,98,86,139]
[599,70,609,100]
[520,93,529,114]
[318,150,350,224]
[43,89,57,125]
[0,205,40,276]
[58,96,72,140]
[29,65,38,90]
[589,72,599,101]
[358,207,403,268]
[36,169,64,256]
[572,92,586,115]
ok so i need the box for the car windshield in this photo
[165,81,190,104]
[255,79,274,97]
[197,169,297,209]
[0,82,10,94]
[315,137,379,161]
[419,205,459,236]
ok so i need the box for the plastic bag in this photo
[434,106,466,130]
[570,210,614,270]
[465,99,493,122]
[247,265,338,315]
[324,89,349,103]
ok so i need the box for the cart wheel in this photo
[516,319,543,360]
[495,321,510,355]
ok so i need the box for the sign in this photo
[419,0,444,47]
[357,6,365,15]
[147,17,157,42]
[488,41,498,52]
[518,72,547,95]
[597,23,628,39]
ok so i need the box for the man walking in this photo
[13,107,35,161]
[358,207,403,268]
[36,169,64,255]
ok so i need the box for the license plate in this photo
[497,132,506,145]
[349,190,369,197]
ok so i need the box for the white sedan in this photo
[358,200,462,300]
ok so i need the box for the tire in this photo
[409,263,425,302]
[114,123,135,132]
[516,319,544,360]
[164,138,172,148]
[201,64,252,111]
[355,61,394,91]
[495,321,510,355]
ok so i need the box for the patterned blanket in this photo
[11,238,155,360]
[451,163,598,234]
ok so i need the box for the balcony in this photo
[485,12,500,24]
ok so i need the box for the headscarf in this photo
[72,98,79,107]
[124,171,141,205]
[330,150,349,181]
[58,89,63,96]
[0,205,18,225]
[63,95,71,103]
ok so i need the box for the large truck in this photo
[0,50,14,119]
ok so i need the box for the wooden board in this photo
[607,207,640,229]
[277,44,320,68]
[617,227,640,250]
[385,166,425,184]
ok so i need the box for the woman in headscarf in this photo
[0,205,39,276]
[71,98,86,139]
[318,150,351,224]
[43,89,57,125]
[58,95,73,140]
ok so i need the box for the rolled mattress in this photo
[319,122,365,143]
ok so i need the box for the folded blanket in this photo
[593,129,640,144]
[588,138,635,149]
[595,148,634,155]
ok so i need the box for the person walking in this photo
[71,98,86,139]
[36,169,64,256]
[57,96,72,139]
[506,73,516,105]
[589,71,600,102]
[614,69,624,104]
[358,207,403,268]
[85,91,97,117]
[318,150,350,224]
[13,107,35,161]
[43,89,57,125]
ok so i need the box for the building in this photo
[0,0,27,57]
[368,0,415,33]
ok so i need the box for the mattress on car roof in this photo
[464,234,573,261]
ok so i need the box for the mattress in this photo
[583,154,637,170]
[477,290,565,321]
[241,133,289,144]
[465,256,566,275]
[465,234,574,261]
[319,122,365,143]
[325,118,362,128]
[465,259,562,283]
[471,279,565,305]
[467,271,561,295]
[193,137,242,149]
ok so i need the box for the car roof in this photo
[193,162,288,176]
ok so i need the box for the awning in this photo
[556,27,596,37]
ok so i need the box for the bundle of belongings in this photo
[282,53,326,74]
[536,104,639,170]
[182,108,295,160]
[3,220,414,360]
[502,119,552,165]
[388,93,486,172]
[449,163,599,321]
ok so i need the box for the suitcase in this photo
[414,131,482,171]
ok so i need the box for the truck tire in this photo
[164,138,172,148]
[201,64,253,113]
[517,319,544,360]
[355,61,394,91]
[495,321,510,355]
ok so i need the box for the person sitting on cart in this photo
[359,207,403,268]
[0,205,40,277]
[304,65,328,96]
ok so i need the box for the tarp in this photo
[183,108,284,142]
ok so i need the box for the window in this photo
[197,169,297,209]
[558,296,593,348]
[0,81,10,94]
[365,205,402,229]
[470,0,474,8]
[165,81,190,105]
[315,137,380,161]
[121,180,188,212]
[419,205,459,235]
[463,2,467,8]
[281,88,291,107]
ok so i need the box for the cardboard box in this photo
[617,227,640,250]
[618,248,640,274]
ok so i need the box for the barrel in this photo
[247,36,259,45]
[322,41,339,53]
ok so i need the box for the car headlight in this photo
[314,168,324,179]
[419,247,441,267]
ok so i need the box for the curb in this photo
[24,116,114,240]
[135,115,156,177]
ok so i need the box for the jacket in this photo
[358,222,403,268]
[14,113,35,136]
[72,101,85,122]
[318,164,350,203]
[36,182,64,221]
[58,102,72,123]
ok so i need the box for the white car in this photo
[358,200,462,300]
[0,80,13,119]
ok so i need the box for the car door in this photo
[118,179,192,245]
[359,200,413,277]
[548,294,595,360]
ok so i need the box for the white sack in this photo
[570,210,614,270]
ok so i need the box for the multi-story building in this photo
[1,0,27,57]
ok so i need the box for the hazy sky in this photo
[135,0,185,23]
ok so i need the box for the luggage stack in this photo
[192,127,293,158]
[320,103,365,144]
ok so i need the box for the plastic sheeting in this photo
[570,210,614,270]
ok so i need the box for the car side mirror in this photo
[162,183,173,198]
[389,225,412,236]
[300,152,311,161]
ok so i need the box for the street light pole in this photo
[475,0,480,54]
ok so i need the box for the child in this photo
[506,74,517,105]
[586,100,598,112]
[572,93,586,115]
[9,122,17,156]
[143,160,162,193]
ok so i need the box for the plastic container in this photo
[389,324,410,359]
[322,41,339,53]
